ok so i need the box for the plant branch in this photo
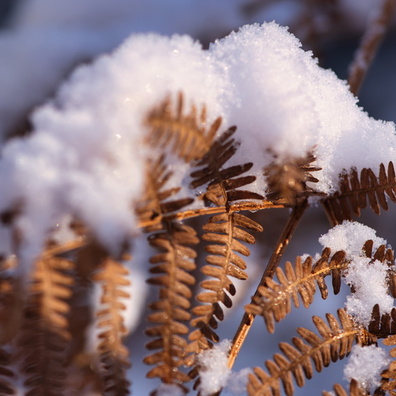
[227,198,308,370]
[348,0,396,96]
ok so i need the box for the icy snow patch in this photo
[319,221,394,325]
[318,221,386,258]
[197,339,250,396]
[344,344,389,390]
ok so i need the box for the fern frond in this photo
[322,379,369,396]
[0,348,15,395]
[144,221,198,388]
[92,257,131,396]
[380,335,396,394]
[368,304,396,338]
[322,162,396,224]
[188,127,264,359]
[247,309,372,396]
[136,155,194,231]
[140,155,198,390]
[245,248,348,333]
[362,239,396,298]
[264,152,322,205]
[18,254,74,396]
[145,92,221,162]
[0,258,23,344]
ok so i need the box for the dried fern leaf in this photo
[136,155,194,230]
[323,379,369,396]
[264,152,322,205]
[146,92,221,162]
[0,257,23,344]
[363,239,396,298]
[188,128,264,360]
[138,151,198,389]
[92,257,131,396]
[247,309,369,396]
[245,248,348,333]
[368,304,396,338]
[0,348,15,395]
[144,221,199,388]
[322,162,396,224]
[380,335,396,394]
[18,254,74,396]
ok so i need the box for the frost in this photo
[319,221,395,325]
[344,344,389,389]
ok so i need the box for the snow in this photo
[1,21,396,268]
[344,344,389,390]
[344,257,394,325]
[210,23,396,193]
[319,221,395,325]
[318,221,386,258]
[0,32,225,262]
[197,339,251,396]
[197,339,231,395]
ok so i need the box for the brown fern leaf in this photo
[368,303,396,339]
[137,149,198,389]
[362,239,396,298]
[264,152,322,205]
[145,92,221,162]
[18,254,74,396]
[136,155,194,230]
[245,248,348,333]
[322,162,396,224]
[247,309,372,396]
[0,256,23,344]
[323,379,369,396]
[187,127,264,359]
[380,335,396,394]
[144,221,199,388]
[92,257,131,396]
[0,348,15,395]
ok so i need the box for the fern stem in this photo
[140,200,284,229]
[227,199,308,370]
[348,0,396,96]
[46,202,283,258]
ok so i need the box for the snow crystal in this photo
[197,339,250,396]
[319,221,394,325]
[344,344,389,389]
[198,339,231,395]
[318,221,386,258]
[344,256,394,325]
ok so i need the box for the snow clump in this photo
[1,22,396,264]
[344,344,389,390]
[319,221,395,325]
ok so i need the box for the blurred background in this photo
[1,1,396,395]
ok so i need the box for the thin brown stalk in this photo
[227,199,308,369]
[49,202,283,258]
[348,0,396,96]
